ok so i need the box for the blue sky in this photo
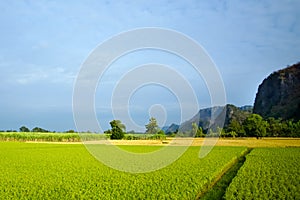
[0,0,300,132]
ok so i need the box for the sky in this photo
[0,0,300,132]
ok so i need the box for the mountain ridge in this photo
[162,104,252,134]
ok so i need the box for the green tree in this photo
[31,127,49,133]
[19,126,30,132]
[145,117,159,134]
[292,120,300,137]
[281,119,294,137]
[191,122,198,137]
[266,117,282,137]
[65,130,75,133]
[191,122,205,137]
[157,129,165,135]
[104,129,112,134]
[227,119,245,137]
[216,126,224,137]
[196,126,205,137]
[109,120,125,140]
[228,131,238,138]
[243,114,267,138]
[109,120,126,132]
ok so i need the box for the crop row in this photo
[0,132,110,142]
[225,148,300,199]
[0,132,167,142]
[0,142,246,199]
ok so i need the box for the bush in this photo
[148,134,166,140]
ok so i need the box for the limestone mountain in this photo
[176,104,252,133]
[253,62,300,121]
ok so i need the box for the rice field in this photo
[225,148,300,199]
[0,142,245,199]
[0,140,299,199]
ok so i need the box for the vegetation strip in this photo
[196,148,253,199]
[0,132,166,142]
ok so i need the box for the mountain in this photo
[253,62,300,121]
[173,104,252,133]
[239,105,253,112]
[162,123,180,134]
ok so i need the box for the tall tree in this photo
[109,120,125,140]
[110,120,126,132]
[145,117,159,134]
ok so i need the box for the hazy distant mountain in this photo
[239,105,253,112]
[178,106,224,133]
[253,62,300,121]
[162,123,180,134]
[163,104,251,134]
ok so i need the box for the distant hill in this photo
[239,105,253,112]
[253,62,300,121]
[162,104,252,134]
[162,123,179,134]
[179,106,225,133]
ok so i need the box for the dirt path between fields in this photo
[196,148,253,199]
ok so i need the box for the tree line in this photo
[1,126,51,133]
[2,113,300,139]
[191,114,300,138]
[0,117,163,141]
[105,114,300,139]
